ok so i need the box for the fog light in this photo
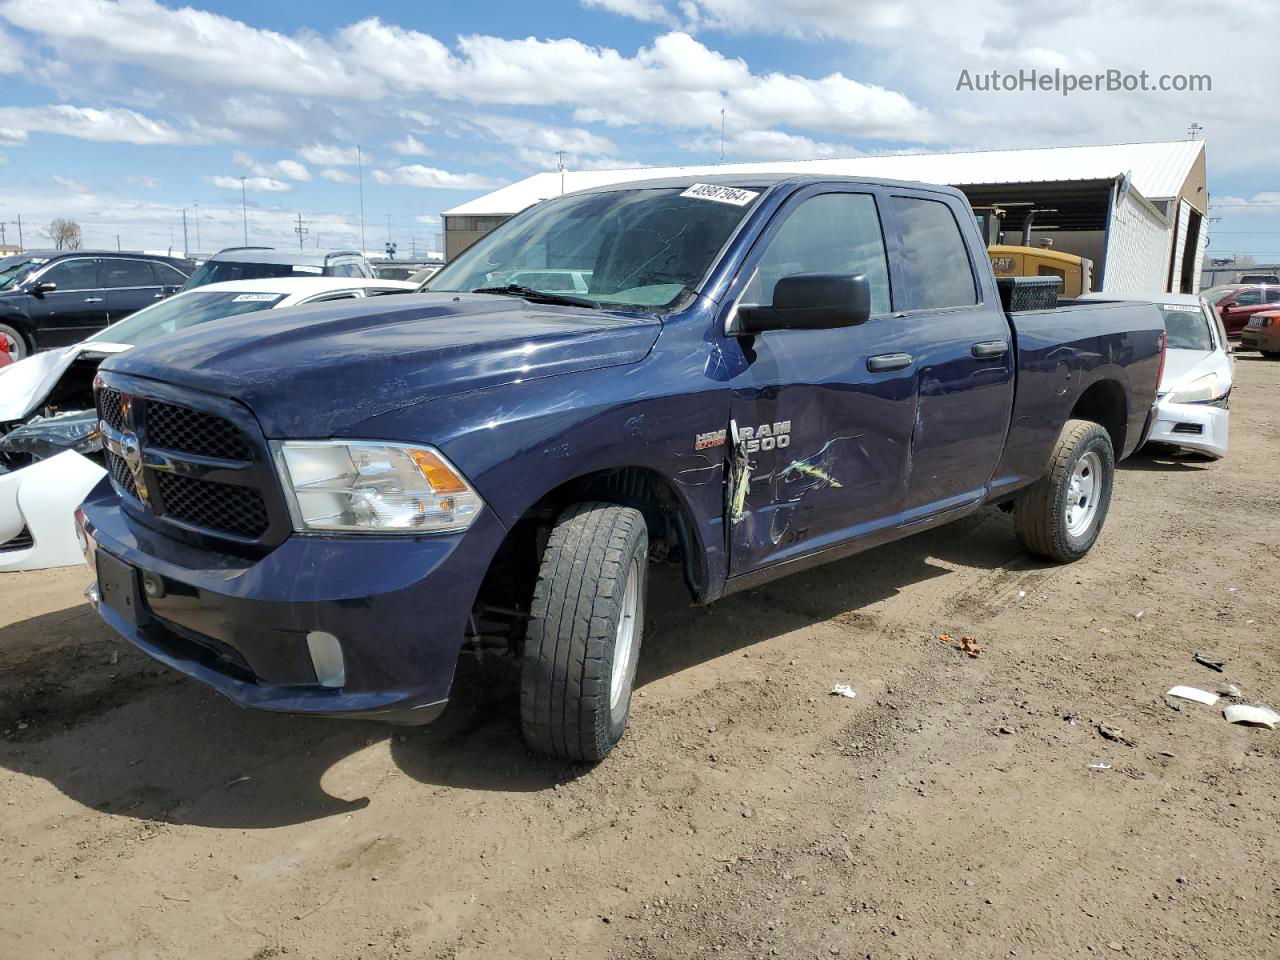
[84,582,100,606]
[306,631,346,689]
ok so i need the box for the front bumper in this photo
[78,478,508,723]
[1240,328,1280,353]
[1147,396,1229,459]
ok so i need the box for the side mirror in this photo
[737,273,871,334]
[31,281,57,297]
[161,285,180,297]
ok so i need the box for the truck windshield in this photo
[184,260,318,290]
[427,185,761,311]
[85,290,286,346]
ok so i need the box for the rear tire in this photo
[520,502,648,762]
[0,323,28,360]
[1015,419,1115,563]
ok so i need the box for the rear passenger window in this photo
[101,259,155,288]
[892,197,978,310]
[331,262,362,278]
[747,192,891,316]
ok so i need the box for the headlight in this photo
[1168,373,1225,404]
[273,441,484,534]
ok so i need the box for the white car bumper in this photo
[1148,397,1230,459]
[0,450,107,571]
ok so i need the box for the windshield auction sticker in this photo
[232,293,286,302]
[680,183,760,206]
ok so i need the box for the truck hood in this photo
[102,292,662,437]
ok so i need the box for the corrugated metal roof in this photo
[444,140,1205,217]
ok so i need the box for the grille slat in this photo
[106,451,140,500]
[146,400,251,461]
[98,387,127,433]
[156,471,270,538]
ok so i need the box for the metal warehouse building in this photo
[442,139,1207,295]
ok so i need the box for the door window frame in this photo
[722,182,899,337]
[100,257,160,290]
[882,190,987,316]
[32,256,101,292]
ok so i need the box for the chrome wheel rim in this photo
[1065,450,1102,537]
[0,329,22,359]
[610,558,640,711]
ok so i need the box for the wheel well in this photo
[1070,380,1127,454]
[465,467,709,656]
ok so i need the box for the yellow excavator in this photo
[974,205,1093,297]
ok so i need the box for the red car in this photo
[0,338,11,369]
[1202,284,1280,337]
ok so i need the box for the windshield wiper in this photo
[471,284,599,309]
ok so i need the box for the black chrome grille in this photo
[98,387,127,432]
[155,471,270,538]
[106,450,140,500]
[0,525,34,552]
[146,400,251,460]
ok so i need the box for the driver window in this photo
[745,193,891,316]
[41,258,99,292]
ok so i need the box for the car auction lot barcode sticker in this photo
[680,183,760,206]
[232,293,286,302]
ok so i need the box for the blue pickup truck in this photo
[77,174,1165,761]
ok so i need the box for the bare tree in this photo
[46,218,83,251]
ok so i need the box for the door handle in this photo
[867,353,913,372]
[972,340,1009,359]
[82,297,104,303]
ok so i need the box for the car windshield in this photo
[1158,303,1215,351]
[0,256,47,291]
[85,290,287,346]
[1200,285,1241,305]
[184,259,322,290]
[427,185,762,311]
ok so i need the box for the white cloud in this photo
[371,164,502,189]
[298,143,365,166]
[0,127,26,145]
[582,0,676,25]
[234,150,311,181]
[0,104,212,144]
[52,174,89,193]
[1212,194,1280,214]
[127,175,160,189]
[319,167,357,183]
[390,134,431,156]
[415,214,441,225]
[686,128,853,160]
[209,174,292,193]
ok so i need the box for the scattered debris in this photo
[1194,652,1225,672]
[1223,705,1280,730]
[1166,686,1219,706]
[829,684,857,700]
[1216,683,1243,699]
[224,775,253,788]
[1134,610,1145,620]
[951,636,981,657]
[1087,763,1112,771]
[1098,723,1136,746]
[997,725,1015,735]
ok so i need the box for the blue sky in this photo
[0,0,1277,261]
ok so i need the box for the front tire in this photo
[0,322,29,360]
[1015,419,1115,563]
[521,502,648,762]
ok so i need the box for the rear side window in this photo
[1233,289,1262,306]
[101,259,155,288]
[331,262,363,278]
[747,192,891,316]
[152,262,189,284]
[892,196,978,310]
[1265,288,1280,303]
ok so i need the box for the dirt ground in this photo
[2,358,1278,960]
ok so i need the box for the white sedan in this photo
[0,276,416,570]
[1086,291,1232,459]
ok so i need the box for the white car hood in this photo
[0,341,130,421]
[1158,348,1232,396]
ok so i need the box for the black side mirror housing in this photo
[737,273,871,334]
[30,281,57,297]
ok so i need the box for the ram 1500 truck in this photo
[77,174,1165,761]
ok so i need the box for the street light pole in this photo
[240,176,249,245]
[357,145,367,256]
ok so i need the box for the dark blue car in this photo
[78,174,1165,761]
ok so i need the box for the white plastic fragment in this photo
[1088,763,1112,771]
[829,684,857,700]
[1166,686,1219,706]
[1134,610,1145,620]
[1223,705,1280,730]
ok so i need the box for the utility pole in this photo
[720,107,726,162]
[556,150,566,195]
[15,214,22,252]
[357,145,367,256]
[193,202,201,252]
[0,224,6,248]
[239,176,249,245]
[1187,122,1203,140]
[182,208,189,256]
[294,212,309,250]
[117,234,122,251]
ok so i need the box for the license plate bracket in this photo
[95,550,147,627]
